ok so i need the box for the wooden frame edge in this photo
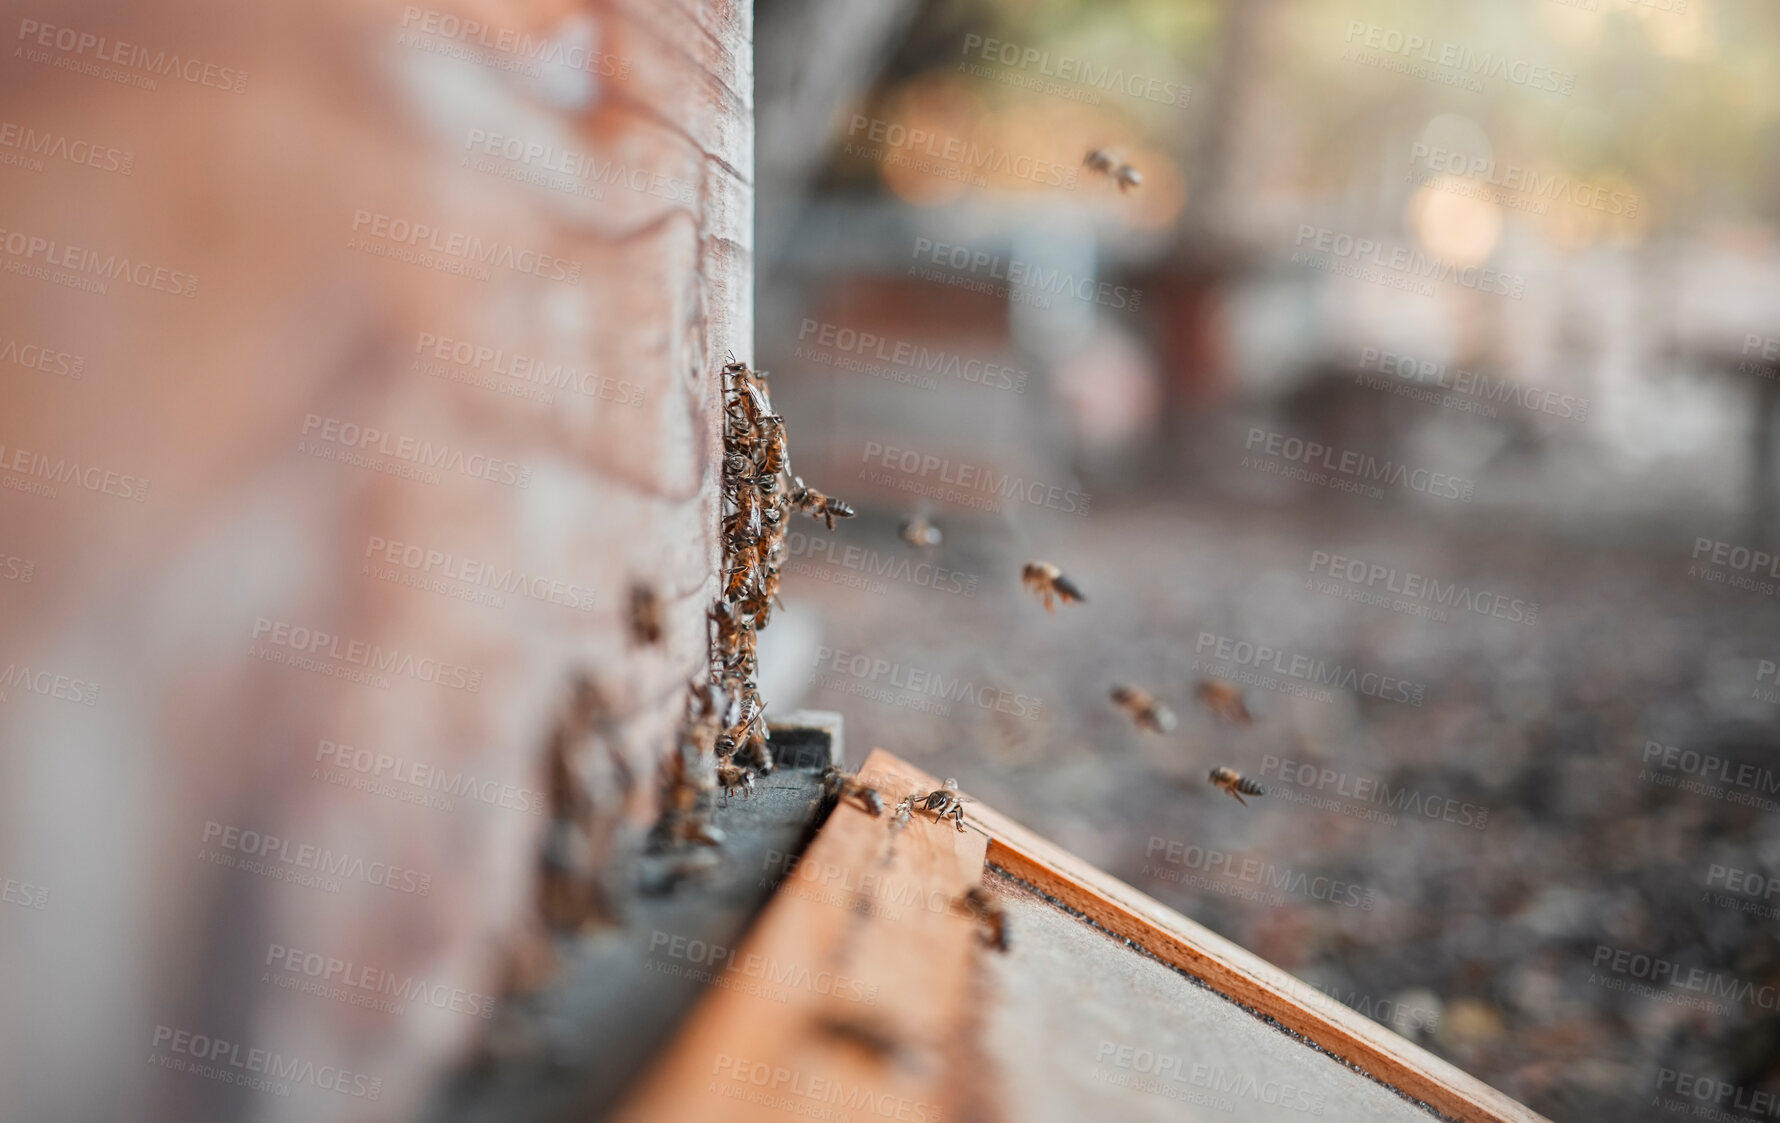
[862,749,1551,1123]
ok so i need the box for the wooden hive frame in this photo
[616,748,1550,1123]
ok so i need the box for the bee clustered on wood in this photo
[712,357,791,783]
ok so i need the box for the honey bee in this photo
[1021,561,1086,613]
[739,591,773,631]
[757,467,783,500]
[1208,766,1264,807]
[789,476,856,530]
[723,501,762,546]
[898,515,941,549]
[911,778,971,832]
[890,795,913,829]
[1195,680,1254,726]
[733,373,775,428]
[716,757,754,806]
[959,886,1010,952]
[629,583,664,647]
[823,765,886,816]
[723,553,758,601]
[1110,684,1176,733]
[738,710,773,774]
[758,417,788,477]
[1083,148,1141,192]
[709,602,753,661]
[714,693,760,757]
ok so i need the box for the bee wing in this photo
[1053,574,1087,603]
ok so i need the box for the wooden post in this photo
[0,1,751,1119]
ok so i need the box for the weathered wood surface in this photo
[0,1,750,1120]
[880,751,1551,1123]
[615,751,985,1123]
[430,718,836,1123]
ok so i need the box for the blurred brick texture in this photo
[0,0,749,1119]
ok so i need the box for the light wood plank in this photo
[864,751,1550,1123]
[614,753,986,1123]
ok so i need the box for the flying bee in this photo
[1021,561,1087,613]
[628,583,664,647]
[1110,684,1176,733]
[898,515,941,549]
[789,476,855,530]
[890,795,913,829]
[716,757,754,805]
[912,778,971,832]
[1195,680,1254,726]
[959,886,1010,952]
[1084,148,1142,192]
[823,765,886,816]
[1208,766,1264,807]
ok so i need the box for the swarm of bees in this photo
[1110,684,1176,734]
[1022,561,1087,613]
[655,355,860,842]
[713,356,793,787]
[1208,766,1264,807]
[1084,148,1142,193]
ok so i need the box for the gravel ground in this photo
[762,494,1780,1123]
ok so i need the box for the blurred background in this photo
[749,0,1780,1119]
[3,0,1779,1120]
